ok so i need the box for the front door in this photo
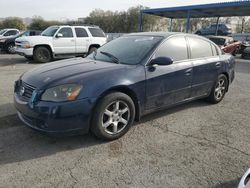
[53,27,76,54]
[145,36,193,110]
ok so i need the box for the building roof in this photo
[142,1,250,18]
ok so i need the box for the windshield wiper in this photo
[100,51,120,64]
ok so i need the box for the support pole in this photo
[215,17,220,36]
[169,18,173,32]
[186,11,190,33]
[138,10,143,32]
[241,18,245,33]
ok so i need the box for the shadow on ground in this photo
[212,178,240,188]
[0,99,209,165]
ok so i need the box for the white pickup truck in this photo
[15,25,107,63]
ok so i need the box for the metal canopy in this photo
[139,1,250,33]
[142,1,250,18]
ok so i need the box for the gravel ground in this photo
[0,54,249,188]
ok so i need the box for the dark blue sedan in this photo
[14,32,235,140]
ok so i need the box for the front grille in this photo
[17,81,36,101]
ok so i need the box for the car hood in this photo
[15,36,51,44]
[21,58,126,89]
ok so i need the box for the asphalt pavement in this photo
[0,54,249,188]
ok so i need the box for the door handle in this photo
[71,39,75,42]
[185,68,192,76]
[215,62,221,68]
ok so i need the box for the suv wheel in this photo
[33,46,52,63]
[88,47,97,55]
[207,74,228,104]
[6,43,15,54]
[91,92,135,140]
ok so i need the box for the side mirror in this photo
[56,33,63,38]
[150,57,173,66]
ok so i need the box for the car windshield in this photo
[209,37,226,46]
[41,26,59,37]
[87,35,163,65]
[0,29,7,35]
[19,31,29,37]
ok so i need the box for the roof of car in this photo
[126,32,205,38]
[207,35,233,40]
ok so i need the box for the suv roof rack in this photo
[64,22,99,27]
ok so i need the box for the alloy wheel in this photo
[102,100,130,135]
[214,78,226,101]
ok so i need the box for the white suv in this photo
[15,25,107,63]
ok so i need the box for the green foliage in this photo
[84,6,167,33]
[1,17,26,30]
[29,18,63,31]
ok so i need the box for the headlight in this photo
[41,84,83,102]
[21,41,32,48]
[0,39,6,43]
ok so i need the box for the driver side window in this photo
[57,28,73,38]
[154,36,188,62]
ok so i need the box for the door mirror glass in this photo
[56,33,63,38]
[150,57,173,66]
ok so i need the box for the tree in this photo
[29,17,63,31]
[2,17,26,30]
[84,6,167,33]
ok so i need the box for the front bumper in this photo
[14,93,97,135]
[15,47,33,57]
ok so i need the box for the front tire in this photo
[207,74,228,104]
[33,46,52,63]
[6,43,15,54]
[91,92,135,140]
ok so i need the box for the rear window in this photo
[88,28,105,37]
[188,37,213,59]
[75,28,88,37]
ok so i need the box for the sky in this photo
[0,0,236,20]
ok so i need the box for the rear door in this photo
[74,27,90,53]
[145,36,193,110]
[187,36,220,98]
[53,27,76,54]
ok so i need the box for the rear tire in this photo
[88,47,97,55]
[207,74,228,104]
[33,46,52,63]
[91,92,135,140]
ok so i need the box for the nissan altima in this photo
[14,32,235,140]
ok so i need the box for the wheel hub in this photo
[102,101,130,135]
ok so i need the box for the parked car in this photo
[0,30,41,54]
[207,36,241,55]
[106,33,125,42]
[14,32,235,140]
[195,24,232,36]
[15,25,107,63]
[0,28,20,39]
[241,46,250,59]
[238,168,250,188]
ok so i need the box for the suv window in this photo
[4,30,18,36]
[75,28,88,37]
[58,27,73,38]
[154,36,188,62]
[88,28,105,37]
[188,37,213,59]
